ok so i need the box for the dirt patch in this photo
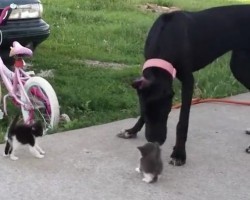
[138,3,180,13]
[74,59,132,69]
[37,69,55,78]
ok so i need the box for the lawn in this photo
[0,0,249,141]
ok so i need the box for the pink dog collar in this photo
[143,58,176,78]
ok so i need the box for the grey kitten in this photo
[136,142,163,183]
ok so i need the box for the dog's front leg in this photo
[170,75,194,166]
[117,116,144,139]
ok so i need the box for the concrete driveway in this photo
[0,93,249,200]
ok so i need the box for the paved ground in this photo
[0,93,250,200]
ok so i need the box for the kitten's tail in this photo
[7,113,20,135]
[4,114,20,141]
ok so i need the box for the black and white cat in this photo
[136,142,163,183]
[3,114,45,160]
[245,129,250,153]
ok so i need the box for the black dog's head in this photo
[132,67,174,145]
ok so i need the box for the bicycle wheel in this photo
[21,76,60,131]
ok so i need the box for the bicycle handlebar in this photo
[0,4,17,45]
[0,4,17,25]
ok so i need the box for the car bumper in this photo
[0,18,50,48]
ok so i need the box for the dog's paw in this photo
[246,146,250,153]
[170,147,186,166]
[117,129,137,139]
[169,158,186,166]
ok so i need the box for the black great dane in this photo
[117,5,250,166]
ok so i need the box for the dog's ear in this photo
[131,77,151,90]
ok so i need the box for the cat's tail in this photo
[3,140,12,156]
[7,113,20,136]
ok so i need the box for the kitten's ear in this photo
[137,146,145,156]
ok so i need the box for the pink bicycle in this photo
[0,4,60,130]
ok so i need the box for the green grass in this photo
[0,0,249,141]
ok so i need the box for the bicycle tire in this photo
[21,76,60,130]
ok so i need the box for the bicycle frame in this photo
[0,55,51,124]
[0,4,60,129]
[0,4,32,116]
[0,57,32,112]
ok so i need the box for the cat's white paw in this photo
[142,173,154,183]
[35,154,44,159]
[35,145,45,155]
[142,177,152,183]
[10,155,19,161]
[39,150,46,155]
[135,167,141,173]
[3,152,9,157]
